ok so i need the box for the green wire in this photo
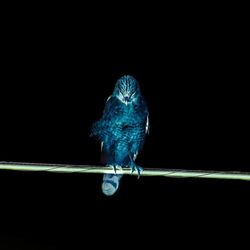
[1,161,250,181]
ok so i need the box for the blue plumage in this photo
[91,75,149,177]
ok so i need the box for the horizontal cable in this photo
[0,161,250,181]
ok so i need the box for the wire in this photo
[1,161,250,181]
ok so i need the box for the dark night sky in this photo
[1,5,249,249]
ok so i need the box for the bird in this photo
[90,75,149,195]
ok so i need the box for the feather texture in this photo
[91,75,149,177]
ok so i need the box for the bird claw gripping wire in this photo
[111,165,123,175]
[130,163,143,179]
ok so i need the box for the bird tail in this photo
[102,173,123,196]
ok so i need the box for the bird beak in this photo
[124,96,129,105]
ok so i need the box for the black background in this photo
[0,3,249,249]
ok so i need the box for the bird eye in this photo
[131,91,136,98]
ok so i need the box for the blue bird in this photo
[91,75,149,195]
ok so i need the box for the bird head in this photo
[114,75,140,105]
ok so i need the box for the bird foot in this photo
[109,165,122,175]
[130,164,143,178]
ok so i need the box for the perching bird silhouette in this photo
[90,75,149,195]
